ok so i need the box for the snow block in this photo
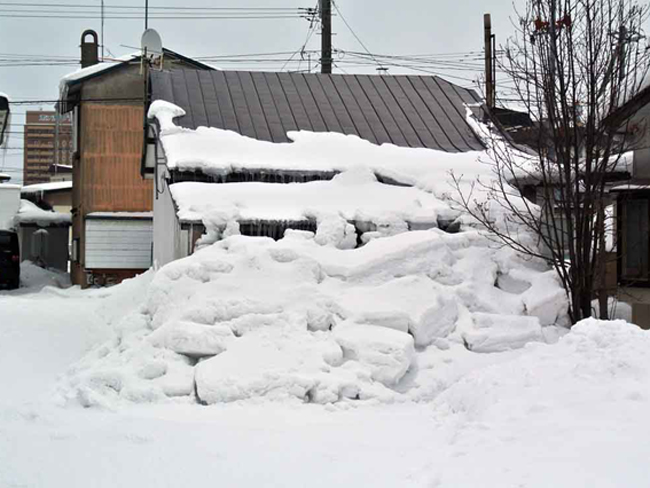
[315,215,357,249]
[462,313,543,353]
[334,324,415,386]
[356,311,411,333]
[149,321,235,358]
[523,286,569,326]
[410,295,458,347]
[195,329,347,404]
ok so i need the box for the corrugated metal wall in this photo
[85,218,152,269]
[80,104,152,212]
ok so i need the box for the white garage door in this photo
[85,218,152,269]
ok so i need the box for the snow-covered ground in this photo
[1,103,646,486]
[1,261,649,487]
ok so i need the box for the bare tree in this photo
[456,0,650,324]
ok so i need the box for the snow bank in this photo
[436,318,650,418]
[59,228,569,407]
[18,260,71,290]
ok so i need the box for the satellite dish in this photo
[141,28,163,58]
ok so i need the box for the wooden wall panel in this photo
[80,103,152,212]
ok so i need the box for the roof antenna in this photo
[100,0,104,60]
[145,0,149,30]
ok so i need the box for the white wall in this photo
[153,174,183,268]
[0,185,20,230]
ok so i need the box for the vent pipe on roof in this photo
[80,30,99,68]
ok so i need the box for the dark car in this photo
[0,230,20,289]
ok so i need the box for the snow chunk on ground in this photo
[195,328,354,404]
[149,321,235,358]
[334,324,415,386]
[462,313,543,353]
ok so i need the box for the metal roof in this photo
[150,69,485,153]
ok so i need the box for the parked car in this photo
[0,230,20,289]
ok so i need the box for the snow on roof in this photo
[14,199,71,226]
[149,101,534,232]
[172,168,453,226]
[610,183,650,191]
[59,53,139,90]
[86,211,153,219]
[149,101,496,193]
[21,180,72,193]
[0,183,21,190]
[0,172,10,180]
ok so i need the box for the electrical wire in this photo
[281,1,319,72]
[331,1,383,71]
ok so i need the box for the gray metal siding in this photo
[86,219,153,269]
[151,70,485,153]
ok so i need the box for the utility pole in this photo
[320,0,332,74]
[484,13,495,109]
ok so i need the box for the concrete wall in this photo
[19,225,69,272]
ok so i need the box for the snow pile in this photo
[53,102,568,407]
[19,261,71,290]
[59,228,569,407]
[14,199,71,226]
[414,318,650,486]
[435,318,650,420]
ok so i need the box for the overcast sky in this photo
[1,0,525,182]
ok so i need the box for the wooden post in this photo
[484,13,494,109]
[321,0,332,74]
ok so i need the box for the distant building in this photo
[22,111,73,186]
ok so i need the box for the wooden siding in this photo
[85,218,152,269]
[80,104,152,212]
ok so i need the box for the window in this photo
[622,198,649,281]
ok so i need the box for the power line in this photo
[0,14,305,19]
[331,1,383,71]
[281,2,319,72]
[0,2,306,10]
